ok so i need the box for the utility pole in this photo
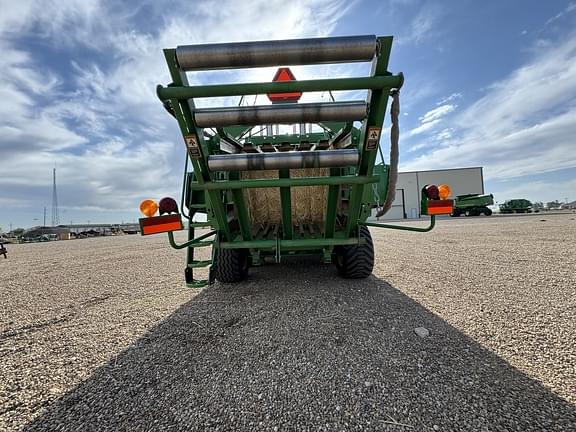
[43,207,47,227]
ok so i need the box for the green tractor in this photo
[451,193,494,217]
[138,35,455,286]
[499,199,534,214]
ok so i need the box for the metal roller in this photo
[176,35,378,71]
[208,149,359,171]
[195,101,368,128]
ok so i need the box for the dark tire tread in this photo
[214,248,248,283]
[336,226,375,279]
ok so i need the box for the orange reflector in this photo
[139,199,159,217]
[267,67,302,103]
[438,184,452,200]
[427,199,454,215]
[139,214,183,236]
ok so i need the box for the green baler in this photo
[140,35,454,287]
[452,193,494,217]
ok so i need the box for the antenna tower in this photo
[51,168,60,226]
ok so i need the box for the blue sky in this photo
[1,0,575,229]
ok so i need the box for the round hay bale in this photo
[241,168,329,227]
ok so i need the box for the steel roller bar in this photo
[186,175,379,190]
[175,35,378,71]
[195,101,368,128]
[207,149,358,171]
[156,75,404,100]
[219,237,362,249]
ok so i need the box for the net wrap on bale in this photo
[242,168,330,228]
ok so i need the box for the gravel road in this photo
[1,214,575,431]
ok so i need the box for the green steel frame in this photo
[155,35,441,286]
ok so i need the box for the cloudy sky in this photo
[1,0,575,229]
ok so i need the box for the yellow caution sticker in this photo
[365,127,381,151]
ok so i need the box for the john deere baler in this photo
[139,35,454,286]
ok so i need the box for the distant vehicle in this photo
[451,193,494,217]
[0,241,7,259]
[499,199,534,214]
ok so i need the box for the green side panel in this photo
[229,172,252,241]
[163,49,232,241]
[279,169,293,240]
[373,164,390,204]
[324,167,340,239]
[346,37,396,235]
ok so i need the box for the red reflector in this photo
[427,199,454,215]
[139,214,183,236]
[267,67,302,103]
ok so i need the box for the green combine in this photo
[451,193,494,217]
[499,199,533,214]
[138,35,454,286]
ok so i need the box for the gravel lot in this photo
[1,214,575,431]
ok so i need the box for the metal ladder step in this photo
[188,260,212,268]
[190,221,213,228]
[186,279,209,288]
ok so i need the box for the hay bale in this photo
[242,168,329,227]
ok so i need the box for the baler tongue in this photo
[153,34,406,286]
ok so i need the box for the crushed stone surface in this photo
[0,214,574,431]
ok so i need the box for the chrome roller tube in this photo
[195,101,368,127]
[207,149,359,171]
[176,35,378,71]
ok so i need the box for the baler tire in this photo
[214,248,249,283]
[335,226,374,279]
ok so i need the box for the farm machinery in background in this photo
[138,35,454,287]
[499,199,535,214]
[451,193,494,217]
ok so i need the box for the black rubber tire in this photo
[451,208,461,217]
[465,209,472,217]
[335,226,374,279]
[483,208,493,216]
[214,248,249,283]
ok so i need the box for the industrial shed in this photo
[373,167,485,220]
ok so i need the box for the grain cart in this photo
[139,35,454,287]
[451,193,494,217]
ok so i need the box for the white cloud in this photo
[419,104,456,123]
[544,2,576,27]
[436,92,461,105]
[397,4,444,45]
[405,103,456,139]
[407,119,441,137]
[402,33,576,179]
[0,0,360,224]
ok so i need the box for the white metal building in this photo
[374,167,485,220]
